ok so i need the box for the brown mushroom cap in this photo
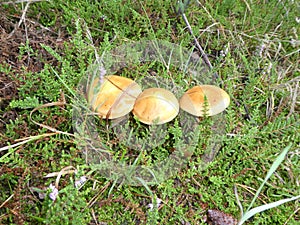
[133,88,179,125]
[179,85,230,116]
[88,75,142,119]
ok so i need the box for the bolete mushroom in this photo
[179,85,230,117]
[133,88,179,125]
[88,75,142,119]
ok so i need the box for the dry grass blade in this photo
[234,185,244,218]
[29,100,74,137]
[0,132,58,152]
[0,194,14,209]
[44,169,78,179]
[284,207,300,225]
[53,166,77,189]
[0,97,74,152]
[235,183,268,205]
[87,181,111,208]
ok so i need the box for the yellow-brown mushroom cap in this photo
[88,75,142,119]
[133,88,179,125]
[179,85,230,117]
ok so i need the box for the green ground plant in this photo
[0,0,299,224]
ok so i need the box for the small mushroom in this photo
[133,88,179,125]
[179,85,230,117]
[88,75,142,119]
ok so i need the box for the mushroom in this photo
[179,85,230,117]
[133,88,179,125]
[88,75,142,119]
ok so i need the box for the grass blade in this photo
[246,143,292,212]
[238,143,293,224]
[239,194,300,224]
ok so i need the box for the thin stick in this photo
[181,13,213,70]
[1,0,48,4]
[179,8,219,81]
[7,1,31,39]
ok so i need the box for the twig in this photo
[1,0,48,4]
[7,1,31,39]
[177,1,219,80]
[22,17,57,34]
[181,13,213,70]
